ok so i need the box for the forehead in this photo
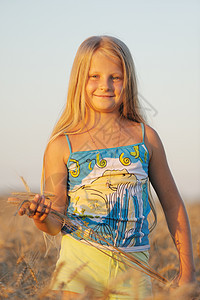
[89,49,123,71]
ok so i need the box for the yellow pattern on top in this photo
[69,159,80,177]
[119,153,131,166]
[96,153,107,168]
[130,145,140,159]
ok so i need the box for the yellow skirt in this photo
[51,235,152,299]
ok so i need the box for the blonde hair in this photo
[41,35,156,229]
[50,35,145,141]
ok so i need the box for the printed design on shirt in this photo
[96,153,107,168]
[119,153,131,166]
[69,145,148,177]
[87,159,94,171]
[130,145,140,159]
[144,150,148,162]
[69,159,80,178]
[130,145,145,163]
[68,169,148,247]
[65,143,150,248]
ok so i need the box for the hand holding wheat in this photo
[7,177,54,222]
[18,194,52,222]
[7,194,52,222]
[7,177,171,285]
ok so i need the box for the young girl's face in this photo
[86,50,124,114]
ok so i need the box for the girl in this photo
[17,36,195,299]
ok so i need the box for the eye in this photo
[111,75,122,81]
[89,74,99,79]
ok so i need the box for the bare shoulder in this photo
[144,124,165,159]
[144,124,160,142]
[45,135,70,165]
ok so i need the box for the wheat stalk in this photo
[0,282,14,298]
[15,255,38,289]
[15,265,28,287]
[8,177,169,285]
[9,194,168,284]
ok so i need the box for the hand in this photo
[18,194,52,222]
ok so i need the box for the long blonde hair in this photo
[41,35,156,229]
[50,35,145,141]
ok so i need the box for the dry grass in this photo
[0,195,200,299]
[149,200,200,299]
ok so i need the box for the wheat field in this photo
[0,195,199,299]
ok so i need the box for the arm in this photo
[145,126,196,285]
[19,136,69,236]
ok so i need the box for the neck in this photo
[85,109,123,130]
[84,109,123,150]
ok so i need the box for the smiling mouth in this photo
[94,95,114,98]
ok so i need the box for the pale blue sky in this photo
[0,0,200,200]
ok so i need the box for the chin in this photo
[86,100,120,114]
[96,107,117,113]
[94,103,120,112]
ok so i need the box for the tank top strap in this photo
[141,123,145,143]
[65,134,72,154]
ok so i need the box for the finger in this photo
[30,196,51,220]
[28,194,42,216]
[37,202,52,222]
[34,196,49,216]
[18,207,26,216]
[35,196,45,214]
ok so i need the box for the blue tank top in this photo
[62,123,151,252]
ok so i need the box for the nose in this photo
[99,77,112,91]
